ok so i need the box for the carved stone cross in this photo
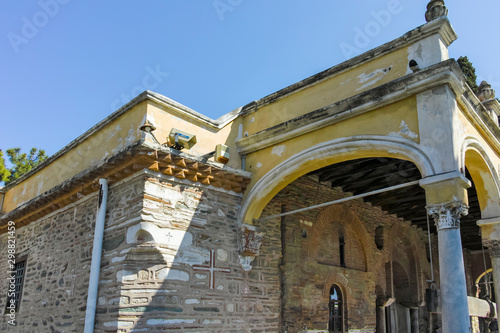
[193,249,231,289]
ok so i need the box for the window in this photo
[6,260,26,313]
[339,235,346,268]
[329,284,343,333]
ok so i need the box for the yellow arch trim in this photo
[241,135,436,225]
[462,137,500,219]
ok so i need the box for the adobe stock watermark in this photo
[213,0,243,21]
[339,0,404,60]
[7,0,72,54]
[6,221,17,326]
[110,65,169,111]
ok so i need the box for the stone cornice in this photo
[0,142,251,233]
[236,60,471,155]
[458,89,500,152]
[477,217,500,226]
[1,91,243,194]
[240,18,456,115]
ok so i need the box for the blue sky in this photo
[1,0,499,160]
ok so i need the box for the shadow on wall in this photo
[94,174,255,332]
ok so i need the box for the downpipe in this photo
[84,178,108,333]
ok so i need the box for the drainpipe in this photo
[0,187,5,214]
[84,178,108,333]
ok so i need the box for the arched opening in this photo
[261,156,429,331]
[463,143,500,219]
[475,269,495,302]
[393,261,411,304]
[135,229,154,243]
[240,136,436,225]
[329,284,344,333]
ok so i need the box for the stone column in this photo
[483,240,500,316]
[427,201,470,333]
[478,217,500,318]
[410,308,419,333]
[376,306,386,333]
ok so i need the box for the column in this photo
[410,308,419,333]
[427,201,470,333]
[478,217,500,319]
[376,304,386,333]
[483,239,500,316]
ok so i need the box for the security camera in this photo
[168,128,197,150]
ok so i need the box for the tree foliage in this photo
[0,150,10,183]
[0,148,48,185]
[457,56,479,94]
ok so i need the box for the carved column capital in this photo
[426,201,469,231]
[238,224,265,271]
[484,240,500,258]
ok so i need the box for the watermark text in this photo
[6,221,16,326]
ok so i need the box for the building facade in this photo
[1,1,500,332]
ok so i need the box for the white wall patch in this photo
[272,145,286,157]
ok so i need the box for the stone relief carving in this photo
[426,201,469,230]
[238,224,265,271]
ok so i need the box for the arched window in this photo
[329,284,343,333]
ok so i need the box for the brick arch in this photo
[309,204,375,272]
[323,272,353,298]
[387,222,423,304]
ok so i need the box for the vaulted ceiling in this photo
[309,158,482,250]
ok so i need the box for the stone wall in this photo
[1,170,477,333]
[94,173,280,332]
[0,173,145,332]
[257,175,434,333]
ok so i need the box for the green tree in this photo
[457,56,479,94]
[4,148,48,184]
[0,150,10,183]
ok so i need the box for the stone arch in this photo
[240,135,436,225]
[135,229,154,243]
[393,261,411,304]
[309,204,374,272]
[126,223,161,244]
[323,272,352,299]
[387,223,423,305]
[462,137,500,219]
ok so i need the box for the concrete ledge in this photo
[477,217,500,226]
[419,171,471,189]
[240,17,456,114]
[237,60,464,155]
[468,296,497,318]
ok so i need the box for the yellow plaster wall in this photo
[241,97,419,222]
[146,101,242,169]
[3,103,148,213]
[457,110,500,168]
[457,107,500,219]
[243,47,411,136]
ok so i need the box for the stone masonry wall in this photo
[257,175,434,333]
[0,173,144,332]
[0,170,450,333]
[94,173,281,332]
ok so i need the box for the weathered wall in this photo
[93,173,280,332]
[0,173,144,332]
[2,103,148,213]
[258,175,434,333]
